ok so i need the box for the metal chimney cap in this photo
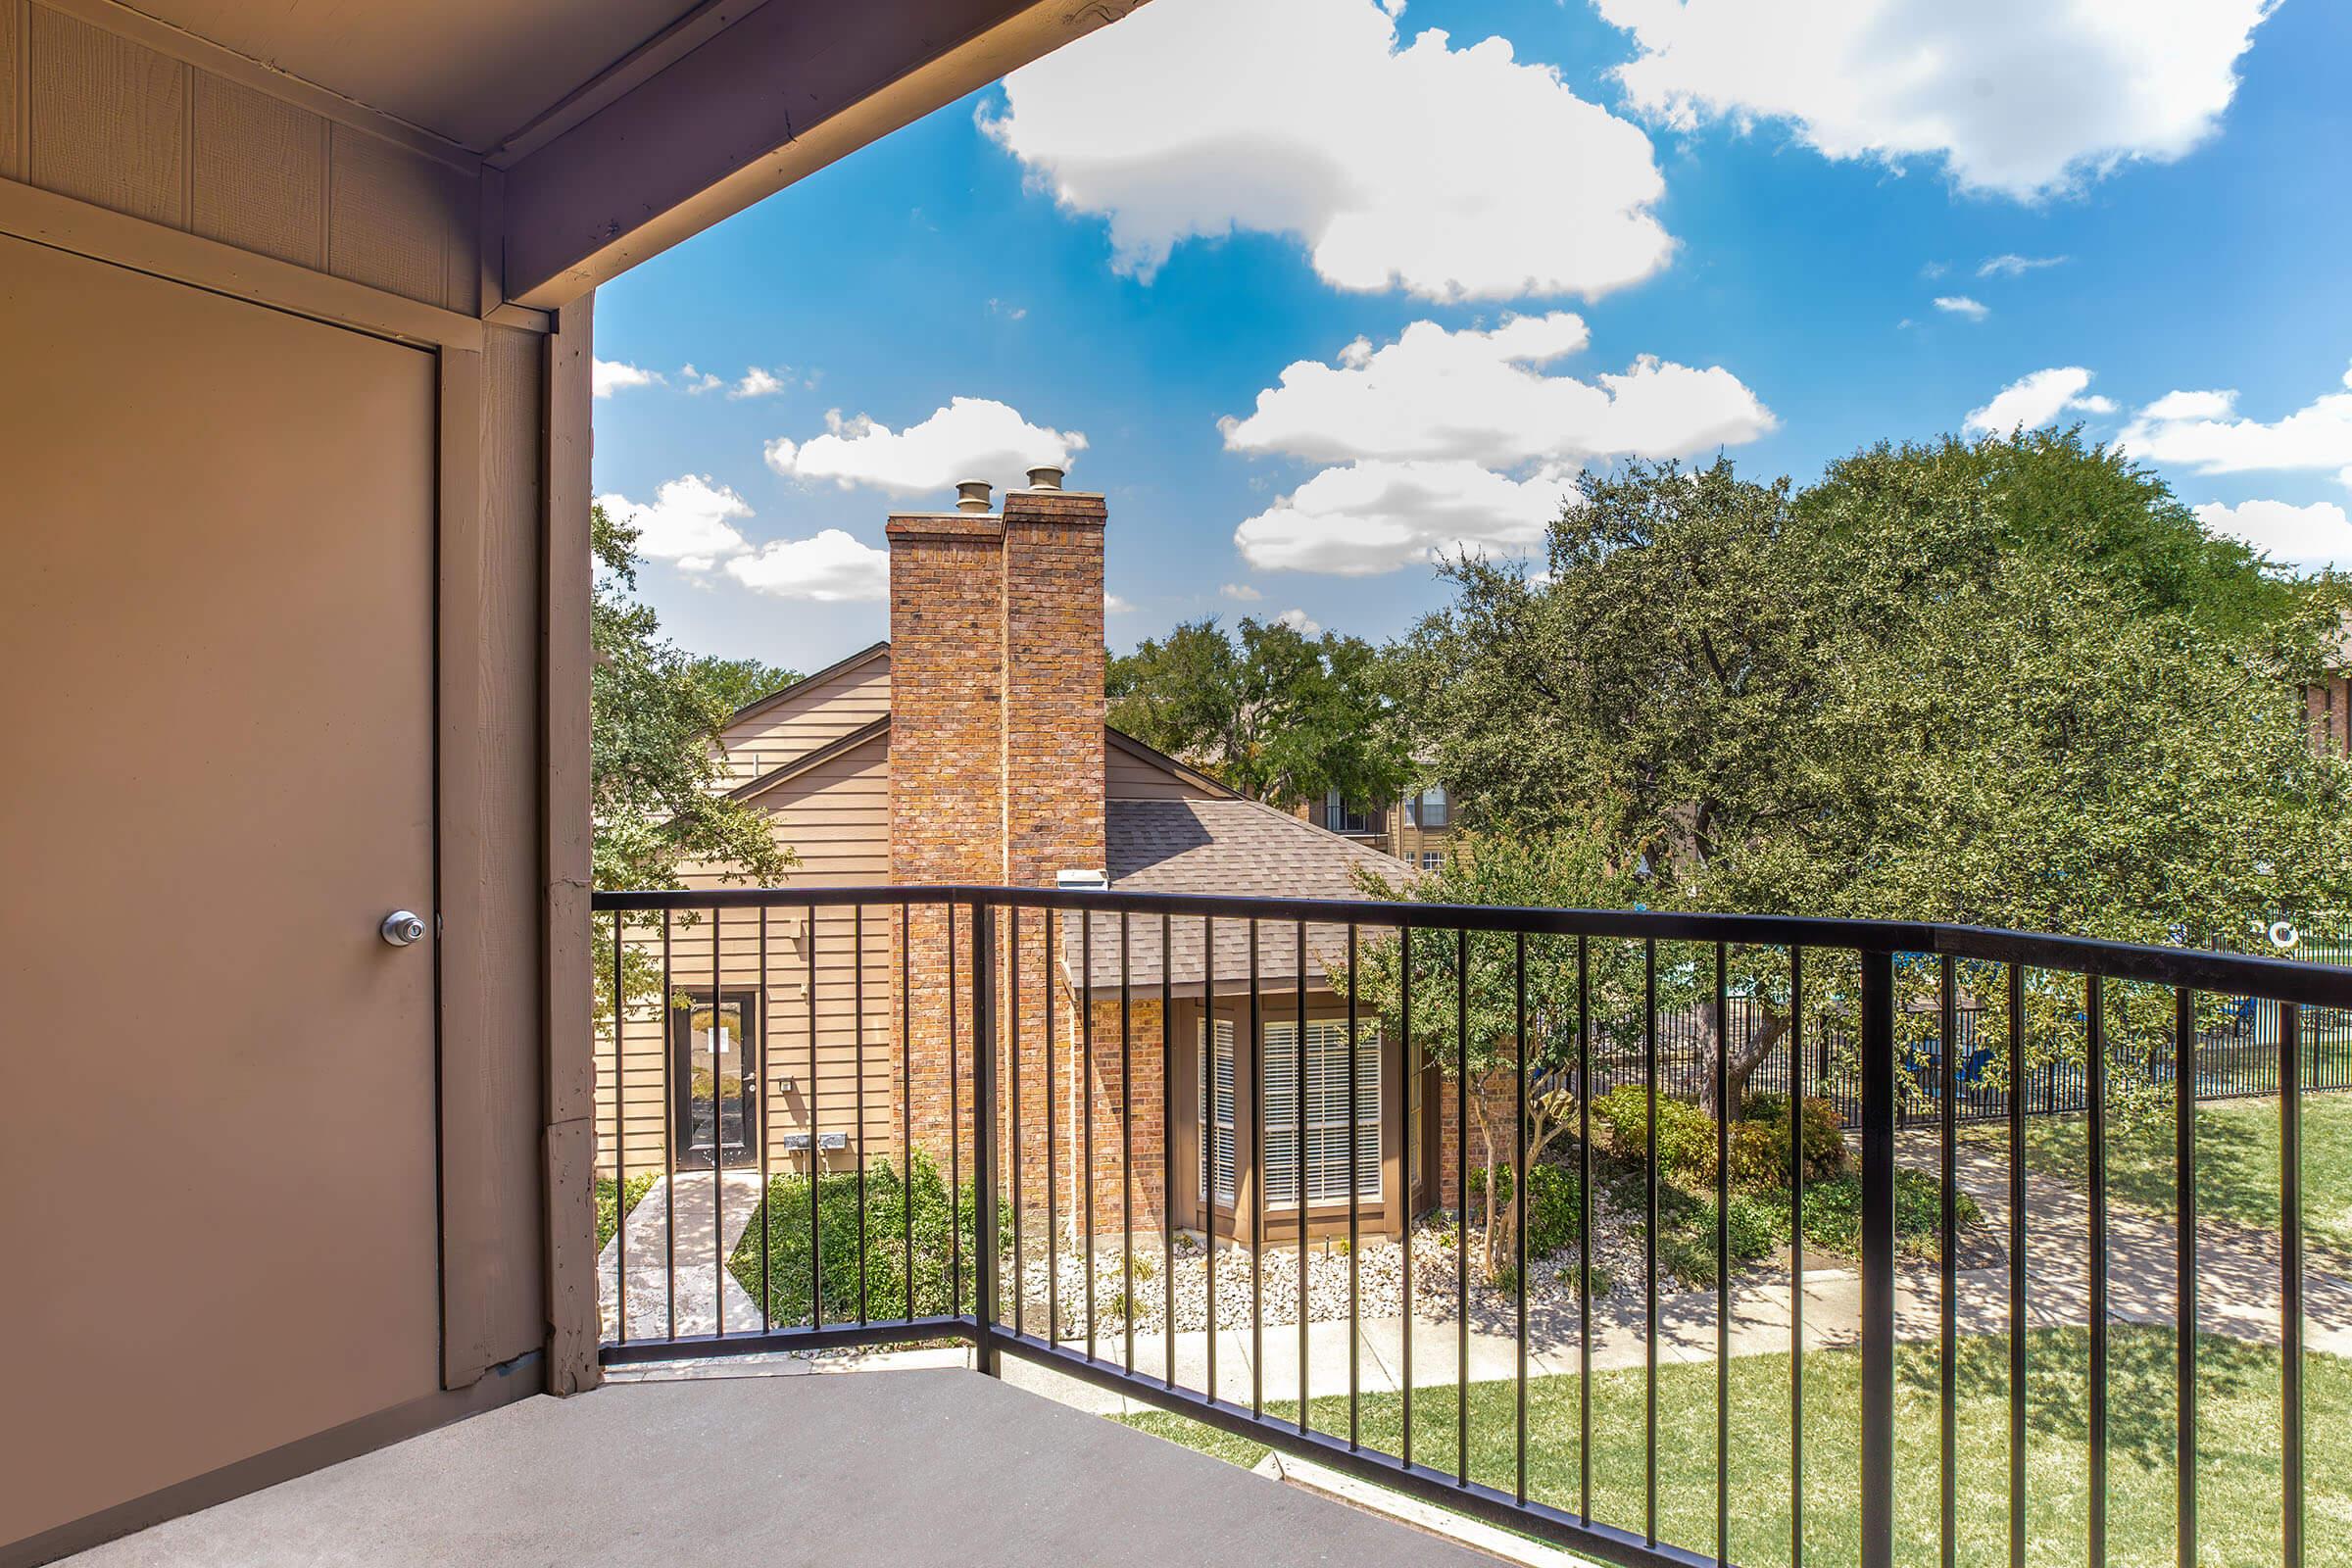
[1025,465,1065,491]
[955,479,993,513]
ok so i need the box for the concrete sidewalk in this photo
[1897,1127,2352,1357]
[596,1171,763,1341]
[1014,1145,2352,1415]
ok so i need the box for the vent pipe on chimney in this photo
[955,479,993,513]
[1025,465,1065,491]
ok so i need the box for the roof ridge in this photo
[721,640,890,728]
[1211,790,1413,868]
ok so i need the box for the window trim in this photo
[1201,1012,1380,1210]
[1322,789,1373,836]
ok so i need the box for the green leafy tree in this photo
[1107,614,1412,810]
[1341,830,1636,1280]
[592,502,796,1020]
[688,653,796,714]
[1899,425,2299,640]
[1393,440,2352,1124]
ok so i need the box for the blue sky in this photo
[592,0,2352,675]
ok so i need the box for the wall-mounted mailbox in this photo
[778,1132,851,1152]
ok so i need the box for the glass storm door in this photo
[672,992,758,1170]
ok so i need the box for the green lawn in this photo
[1122,1327,2351,1568]
[1980,1091,2352,1255]
[594,1171,657,1252]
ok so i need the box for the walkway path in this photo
[1895,1126,2352,1356]
[598,1171,764,1341]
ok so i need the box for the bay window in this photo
[1200,1014,1380,1207]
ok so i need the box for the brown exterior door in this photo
[0,236,440,1546]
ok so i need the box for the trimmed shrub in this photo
[1738,1092,1848,1185]
[1654,1186,1784,1289]
[1796,1168,1979,1261]
[1591,1084,1717,1185]
[729,1149,1004,1327]
[1592,1085,1845,1193]
[1467,1160,1584,1259]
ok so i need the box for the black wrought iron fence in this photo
[1615,991,2352,1131]
[589,886,2350,1568]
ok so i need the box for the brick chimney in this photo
[888,474,1107,1185]
[885,474,1106,886]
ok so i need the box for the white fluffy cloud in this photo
[593,474,754,570]
[1221,314,1773,466]
[1220,582,1264,602]
[1934,296,1990,321]
[1274,609,1324,636]
[766,398,1086,497]
[1105,592,1137,614]
[723,530,890,602]
[593,359,659,398]
[1964,368,2118,434]
[678,365,724,395]
[2193,498,2352,570]
[1594,0,2274,199]
[730,368,787,399]
[1234,460,1570,575]
[983,0,1672,301]
[2121,365,2352,487]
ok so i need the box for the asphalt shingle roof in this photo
[1066,798,1411,992]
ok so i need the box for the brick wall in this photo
[1064,993,1167,1240]
[2310,673,2352,761]
[1001,488,1106,886]
[1435,1065,1519,1213]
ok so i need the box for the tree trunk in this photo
[1470,1096,1501,1284]
[1700,1008,1790,1120]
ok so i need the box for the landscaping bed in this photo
[716,1085,1981,1342]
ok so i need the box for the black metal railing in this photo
[590,886,2352,1568]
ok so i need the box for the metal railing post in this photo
[971,900,1002,1378]
[1859,947,1897,1568]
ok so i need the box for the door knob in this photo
[381,910,428,947]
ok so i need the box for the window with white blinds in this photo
[1200,1018,1236,1204]
[1200,1016,1380,1207]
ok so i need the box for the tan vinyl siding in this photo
[598,732,895,1178]
[713,650,892,786]
[1106,741,1223,800]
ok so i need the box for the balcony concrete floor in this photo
[61,1367,1498,1567]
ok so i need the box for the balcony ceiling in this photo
[112,0,1138,305]
[125,0,725,152]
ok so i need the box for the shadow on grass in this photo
[1124,1325,2349,1568]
